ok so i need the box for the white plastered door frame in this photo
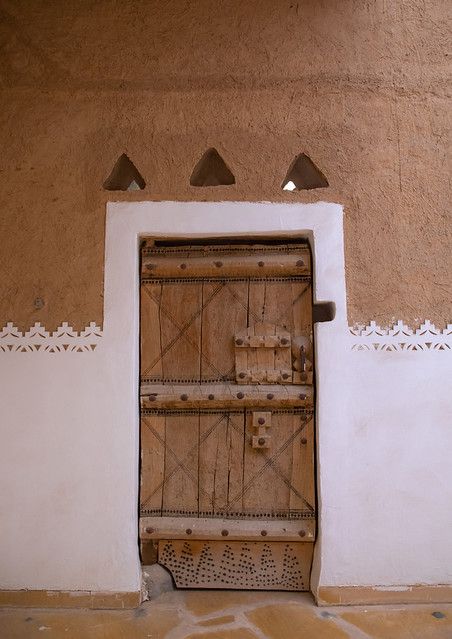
[105,200,347,598]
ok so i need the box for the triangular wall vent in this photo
[282,154,328,191]
[190,148,235,187]
[103,153,146,191]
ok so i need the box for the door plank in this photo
[140,414,165,514]
[198,412,245,514]
[201,281,248,381]
[256,322,276,378]
[290,413,315,513]
[291,281,312,335]
[291,282,313,382]
[140,283,163,379]
[162,413,199,513]
[242,411,295,515]
[159,282,202,380]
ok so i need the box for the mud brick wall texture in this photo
[0,0,450,330]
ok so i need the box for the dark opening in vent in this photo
[190,148,235,187]
[282,154,329,191]
[103,153,146,191]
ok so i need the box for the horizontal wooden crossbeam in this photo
[141,251,311,279]
[140,516,315,541]
[140,383,313,409]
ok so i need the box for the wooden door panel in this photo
[290,413,315,513]
[291,281,312,334]
[198,411,245,514]
[162,413,199,514]
[140,414,165,513]
[248,280,311,333]
[139,242,315,591]
[242,411,298,515]
[159,540,313,590]
[200,281,248,381]
[140,283,163,379]
[159,282,202,381]
[248,280,293,327]
[140,409,313,520]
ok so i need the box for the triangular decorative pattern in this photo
[159,540,310,590]
[103,153,146,191]
[0,322,103,353]
[282,154,328,191]
[350,321,452,351]
[190,148,235,186]
[1,320,450,353]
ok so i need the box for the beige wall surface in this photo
[0,0,450,330]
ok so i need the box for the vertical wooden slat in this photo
[248,281,295,381]
[162,414,199,513]
[140,283,163,379]
[198,412,245,514]
[291,281,312,336]
[256,322,276,375]
[245,324,256,374]
[159,282,202,380]
[290,414,315,512]
[248,280,296,329]
[266,280,294,328]
[274,338,292,377]
[242,411,294,514]
[201,281,248,381]
[291,281,313,380]
[245,306,260,373]
[234,349,248,380]
[140,414,165,514]
[248,281,266,325]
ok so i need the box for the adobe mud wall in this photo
[0,0,450,330]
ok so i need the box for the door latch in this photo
[251,411,271,448]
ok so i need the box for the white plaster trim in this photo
[350,320,452,351]
[0,322,103,353]
[103,200,347,596]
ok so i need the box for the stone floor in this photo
[0,590,451,638]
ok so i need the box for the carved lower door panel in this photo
[159,541,313,590]
[139,241,315,590]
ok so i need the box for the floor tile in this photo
[342,607,452,639]
[246,603,350,639]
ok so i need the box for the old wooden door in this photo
[139,241,315,590]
